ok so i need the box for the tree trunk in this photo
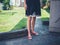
[49,0,60,32]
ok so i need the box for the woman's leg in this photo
[31,17,36,32]
[27,16,32,39]
[31,17,39,35]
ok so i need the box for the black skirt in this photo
[26,0,41,16]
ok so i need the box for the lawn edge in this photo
[0,28,27,41]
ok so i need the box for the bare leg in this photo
[27,16,32,39]
[31,17,36,32]
[31,17,39,35]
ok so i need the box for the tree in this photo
[49,0,60,32]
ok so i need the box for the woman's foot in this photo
[31,31,39,35]
[28,35,32,40]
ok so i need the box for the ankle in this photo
[31,31,35,33]
[28,33,31,36]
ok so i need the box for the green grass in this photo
[0,7,50,33]
[12,18,27,31]
[0,7,25,33]
[41,9,50,21]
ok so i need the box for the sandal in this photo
[31,32,39,35]
[28,36,32,40]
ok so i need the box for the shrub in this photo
[42,0,47,8]
[3,0,10,10]
[0,0,3,3]
[42,0,50,10]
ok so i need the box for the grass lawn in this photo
[41,9,50,21]
[0,7,25,33]
[0,7,50,33]
[12,18,27,31]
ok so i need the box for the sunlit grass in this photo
[12,18,27,31]
[0,7,25,33]
[41,9,50,21]
[0,7,50,33]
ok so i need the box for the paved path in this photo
[0,18,60,45]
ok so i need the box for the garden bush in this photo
[42,0,50,9]
[3,0,10,10]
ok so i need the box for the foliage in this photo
[0,0,4,3]
[3,0,10,10]
[42,0,50,9]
